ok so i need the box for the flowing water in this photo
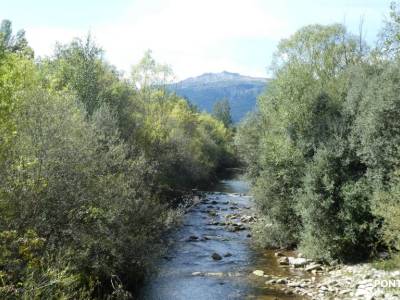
[140,175,308,300]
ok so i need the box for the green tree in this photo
[378,1,400,58]
[0,19,33,56]
[212,98,232,128]
[49,35,105,116]
[237,23,374,259]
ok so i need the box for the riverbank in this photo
[252,250,400,299]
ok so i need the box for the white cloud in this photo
[23,0,386,79]
[25,0,288,79]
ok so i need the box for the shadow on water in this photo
[139,173,307,300]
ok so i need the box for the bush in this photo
[236,22,397,262]
[251,135,304,248]
[373,171,400,253]
[297,143,376,262]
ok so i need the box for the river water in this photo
[140,175,307,300]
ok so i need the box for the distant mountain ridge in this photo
[169,71,269,122]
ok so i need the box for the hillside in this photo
[169,71,268,122]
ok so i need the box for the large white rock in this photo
[288,257,309,267]
[252,270,265,277]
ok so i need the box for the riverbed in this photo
[140,175,307,300]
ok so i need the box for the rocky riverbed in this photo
[140,176,400,300]
[253,252,400,299]
[140,177,307,299]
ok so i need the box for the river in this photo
[140,174,307,300]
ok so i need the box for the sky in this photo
[0,0,393,80]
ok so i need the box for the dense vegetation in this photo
[0,22,234,298]
[236,2,400,263]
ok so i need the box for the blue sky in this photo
[1,0,392,79]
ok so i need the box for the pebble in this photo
[252,270,264,277]
[211,252,222,260]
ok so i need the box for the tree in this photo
[212,98,232,128]
[234,112,263,179]
[131,49,174,90]
[237,23,377,260]
[0,19,33,57]
[49,35,105,116]
[378,1,400,58]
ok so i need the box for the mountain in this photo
[168,71,269,122]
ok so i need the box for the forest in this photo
[0,20,234,299]
[236,2,400,265]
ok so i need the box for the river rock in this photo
[226,223,246,232]
[208,221,220,225]
[274,251,284,257]
[208,210,217,217]
[278,256,289,265]
[187,235,199,241]
[224,252,232,257]
[206,272,224,277]
[355,288,374,299]
[265,279,277,284]
[287,282,300,287]
[276,278,287,284]
[284,290,294,295]
[288,257,309,267]
[211,252,222,260]
[252,270,264,277]
[240,215,255,223]
[225,213,240,220]
[305,263,323,272]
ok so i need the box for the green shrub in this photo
[297,144,376,261]
[373,171,400,253]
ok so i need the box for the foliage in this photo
[378,1,400,58]
[297,144,376,261]
[373,171,400,253]
[212,98,233,128]
[237,18,400,262]
[0,22,234,299]
[234,112,263,180]
[0,20,33,57]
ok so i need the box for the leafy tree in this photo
[237,23,379,260]
[0,19,33,57]
[48,35,105,116]
[212,98,232,128]
[378,1,400,58]
[131,49,174,90]
[234,112,262,179]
